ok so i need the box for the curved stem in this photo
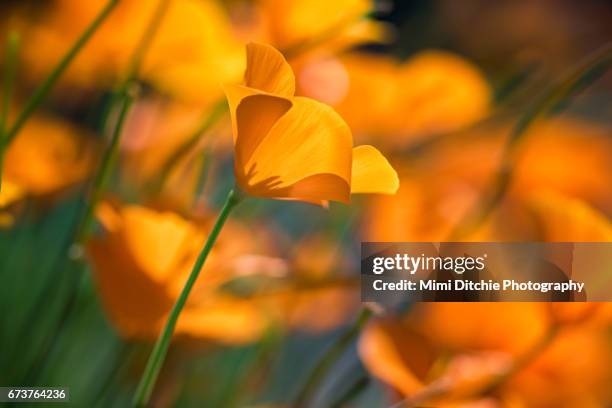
[75,93,133,244]
[122,0,172,86]
[75,0,172,245]
[3,0,119,146]
[294,307,373,407]
[98,0,172,137]
[132,188,243,407]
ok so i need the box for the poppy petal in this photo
[177,296,267,344]
[528,192,612,242]
[351,145,399,194]
[358,318,431,396]
[233,93,293,190]
[245,42,295,96]
[224,83,263,144]
[239,96,352,202]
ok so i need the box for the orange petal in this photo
[224,84,263,144]
[121,206,199,284]
[245,42,295,96]
[358,318,432,396]
[177,296,267,344]
[232,93,292,186]
[528,192,612,242]
[0,179,25,207]
[351,145,399,194]
[235,95,353,203]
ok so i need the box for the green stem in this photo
[132,188,243,407]
[99,0,172,137]
[75,93,133,244]
[3,0,119,146]
[0,31,20,191]
[294,307,373,408]
[75,0,171,245]
[121,0,172,86]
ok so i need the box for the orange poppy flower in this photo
[243,0,390,53]
[296,51,492,148]
[363,117,612,242]
[8,0,244,104]
[1,111,95,200]
[224,42,399,204]
[87,202,359,343]
[87,202,280,344]
[359,305,612,407]
[358,116,612,406]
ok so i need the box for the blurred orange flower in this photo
[359,303,612,407]
[9,0,244,104]
[297,50,492,147]
[88,202,278,344]
[363,117,612,242]
[88,203,359,343]
[359,116,612,406]
[242,0,390,53]
[1,111,95,205]
[224,42,399,204]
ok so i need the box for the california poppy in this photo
[88,202,278,344]
[359,302,612,407]
[2,111,95,200]
[363,117,612,241]
[8,0,244,104]
[242,0,390,54]
[224,42,398,204]
[358,116,612,406]
[88,202,359,343]
[297,50,491,148]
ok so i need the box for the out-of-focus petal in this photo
[351,145,399,194]
[259,0,378,50]
[88,203,277,344]
[394,50,491,140]
[177,296,267,344]
[120,206,199,284]
[245,42,295,96]
[359,318,433,396]
[513,118,612,215]
[4,112,95,195]
[0,180,25,208]
[528,192,612,242]
[317,51,491,147]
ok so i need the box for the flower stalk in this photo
[75,0,171,245]
[133,188,243,407]
[75,90,134,244]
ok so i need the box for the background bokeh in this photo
[0,0,611,407]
